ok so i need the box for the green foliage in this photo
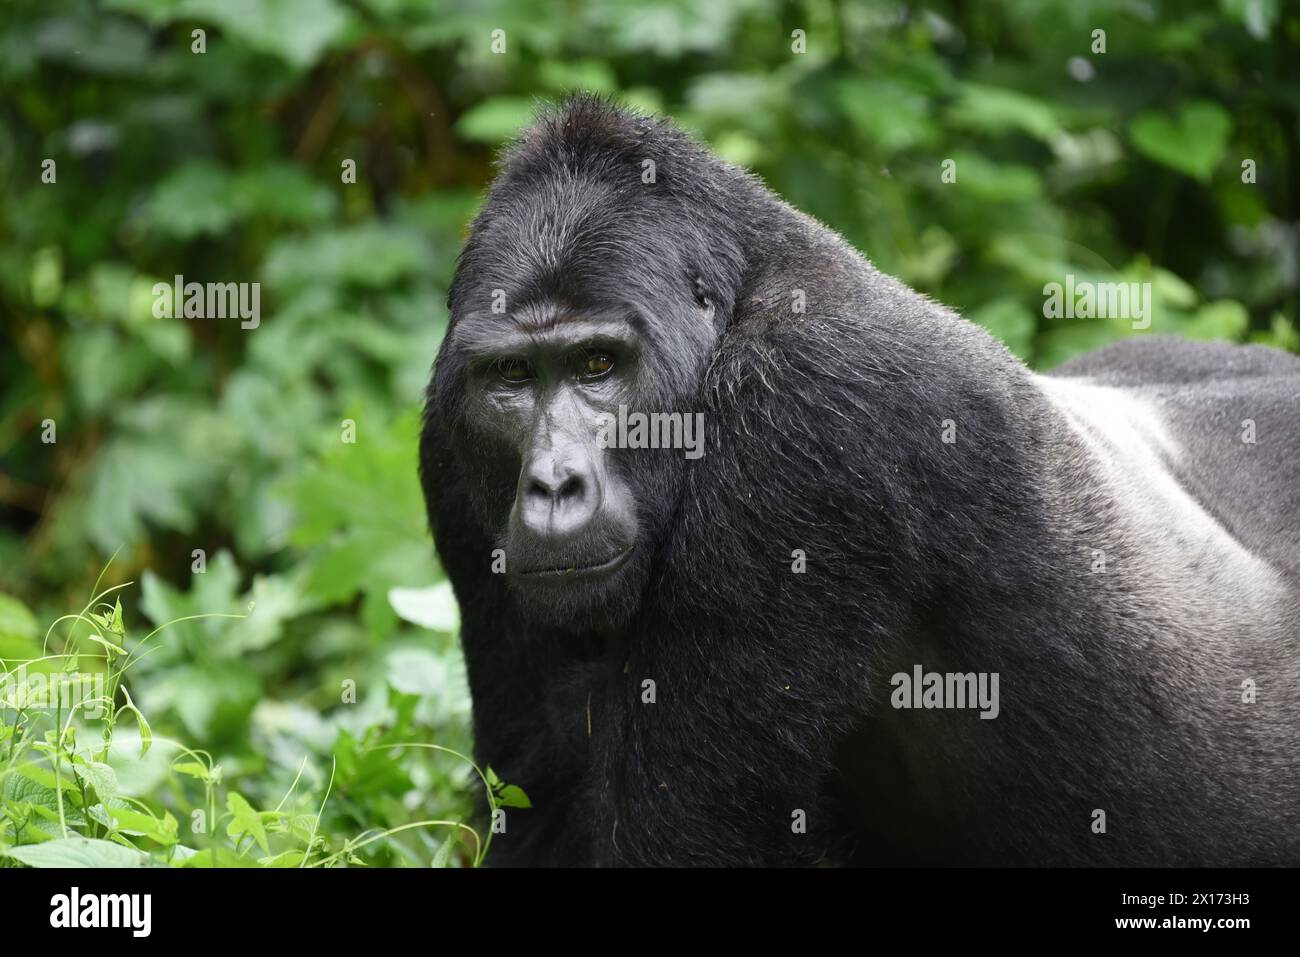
[0,0,1297,865]
[0,582,523,866]
[1129,101,1233,183]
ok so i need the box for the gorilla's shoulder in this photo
[1050,335,1300,386]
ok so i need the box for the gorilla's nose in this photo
[518,459,598,538]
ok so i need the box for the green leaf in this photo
[83,417,235,553]
[119,686,153,758]
[835,78,933,153]
[274,409,439,637]
[74,762,120,803]
[1151,268,1199,310]
[30,245,62,307]
[1185,300,1249,341]
[1129,100,1232,182]
[494,785,532,809]
[385,647,446,697]
[140,162,238,239]
[232,163,336,224]
[387,582,460,633]
[263,224,431,290]
[456,97,536,144]
[226,791,270,855]
[13,764,60,791]
[180,0,352,69]
[1221,0,1278,39]
[83,630,127,657]
[2,772,60,815]
[951,84,1060,142]
[93,805,178,846]
[944,153,1043,202]
[180,847,246,868]
[171,762,211,782]
[538,60,618,95]
[333,729,414,798]
[2,836,148,868]
[485,766,531,808]
[171,663,260,742]
[431,834,456,868]
[261,849,306,867]
[0,593,40,659]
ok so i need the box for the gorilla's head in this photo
[429,97,756,631]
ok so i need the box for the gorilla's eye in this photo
[495,358,533,383]
[579,352,615,380]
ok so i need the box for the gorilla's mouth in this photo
[520,545,634,579]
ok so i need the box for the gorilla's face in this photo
[435,137,734,632]
[449,297,708,631]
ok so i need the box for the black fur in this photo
[420,96,1300,866]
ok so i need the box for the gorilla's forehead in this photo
[461,190,689,319]
[484,176,673,275]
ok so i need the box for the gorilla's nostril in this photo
[527,471,585,504]
[555,474,584,502]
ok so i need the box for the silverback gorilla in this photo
[419,96,1300,866]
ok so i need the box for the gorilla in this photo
[419,96,1300,866]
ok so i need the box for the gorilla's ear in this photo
[691,275,711,308]
[692,275,716,325]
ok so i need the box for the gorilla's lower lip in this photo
[521,546,634,579]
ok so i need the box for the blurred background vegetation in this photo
[0,0,1297,865]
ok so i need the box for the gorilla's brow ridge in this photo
[451,309,644,360]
